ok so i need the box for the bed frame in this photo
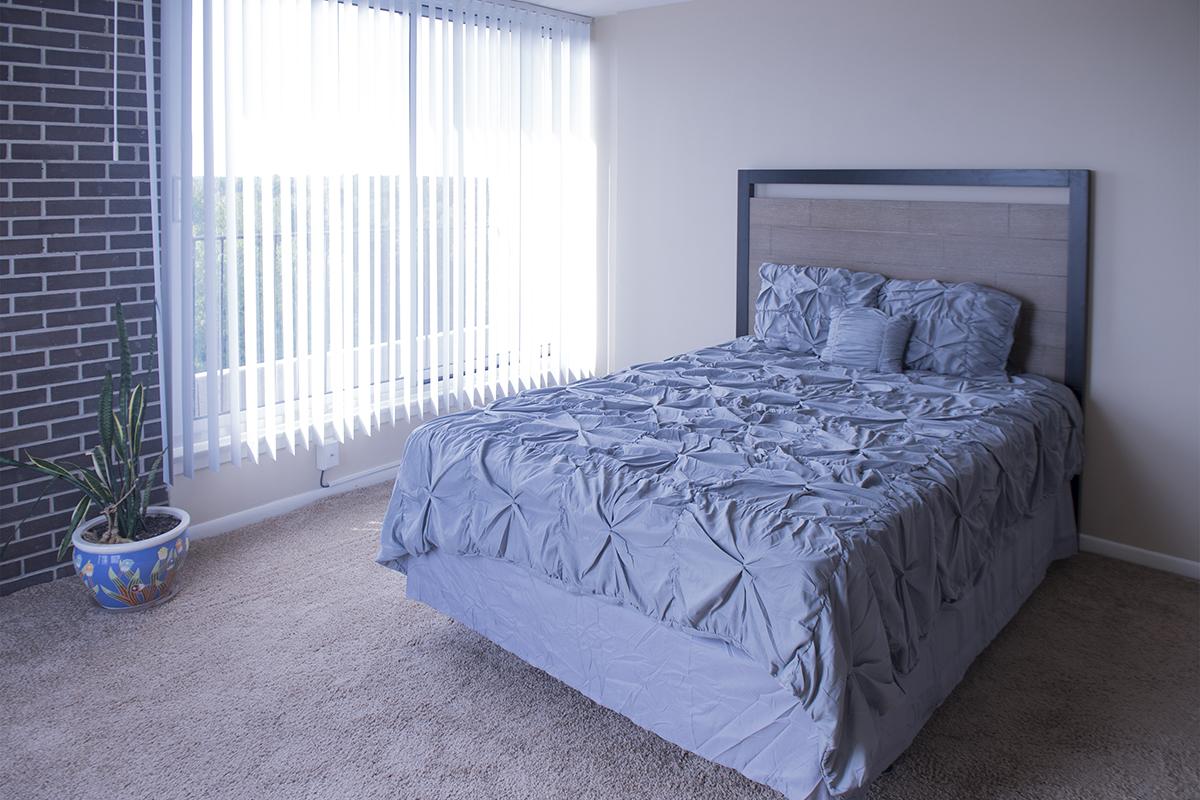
[735,169,1092,398]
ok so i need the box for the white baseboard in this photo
[1079,534,1200,580]
[186,465,397,542]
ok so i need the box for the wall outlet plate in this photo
[316,442,340,471]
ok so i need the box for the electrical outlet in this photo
[316,442,340,471]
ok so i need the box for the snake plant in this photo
[1,304,165,560]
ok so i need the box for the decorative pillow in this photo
[754,263,887,354]
[820,307,914,373]
[878,278,1021,377]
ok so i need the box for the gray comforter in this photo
[378,337,1083,795]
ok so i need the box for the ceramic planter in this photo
[71,506,191,610]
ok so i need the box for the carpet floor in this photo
[2,482,1197,800]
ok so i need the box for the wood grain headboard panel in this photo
[735,170,1092,396]
[747,197,1069,380]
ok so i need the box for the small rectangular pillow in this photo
[754,263,886,355]
[820,307,914,373]
[878,278,1021,377]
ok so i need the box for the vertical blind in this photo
[158,0,596,476]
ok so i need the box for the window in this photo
[158,0,596,475]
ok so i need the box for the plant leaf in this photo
[128,383,145,462]
[22,454,103,502]
[59,496,92,560]
[116,303,132,414]
[123,500,143,540]
[112,413,131,464]
[141,450,166,517]
[99,371,114,460]
[22,454,76,480]
[90,446,113,496]
[74,469,113,506]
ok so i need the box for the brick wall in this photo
[0,0,166,595]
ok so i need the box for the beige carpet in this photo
[2,482,1197,800]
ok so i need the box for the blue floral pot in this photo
[71,506,191,611]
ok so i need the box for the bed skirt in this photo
[404,481,1077,800]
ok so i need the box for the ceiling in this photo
[542,0,687,17]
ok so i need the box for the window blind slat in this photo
[167,0,197,479]
[354,5,372,435]
[404,0,418,419]
[505,16,520,396]
[425,11,440,416]
[356,171,371,434]
[332,173,347,441]
[295,0,313,449]
[223,0,243,466]
[201,0,219,471]
[241,177,260,461]
[280,175,295,455]
[310,175,327,447]
[370,2,385,429]
[295,175,309,451]
[449,5,463,408]
[462,7,473,407]
[261,170,278,459]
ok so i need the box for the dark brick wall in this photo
[1,0,166,595]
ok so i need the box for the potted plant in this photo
[1,305,190,610]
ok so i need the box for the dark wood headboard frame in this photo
[735,169,1092,400]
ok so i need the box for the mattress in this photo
[377,337,1084,797]
[406,482,1076,800]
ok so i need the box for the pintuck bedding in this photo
[377,337,1084,799]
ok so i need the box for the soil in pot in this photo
[81,513,180,544]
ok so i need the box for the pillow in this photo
[820,307,914,373]
[754,263,886,354]
[878,278,1021,377]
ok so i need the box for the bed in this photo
[377,169,1092,799]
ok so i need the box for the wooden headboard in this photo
[735,170,1091,397]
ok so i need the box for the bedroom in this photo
[1,1,1197,798]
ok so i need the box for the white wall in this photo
[594,0,1200,563]
[169,419,416,531]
